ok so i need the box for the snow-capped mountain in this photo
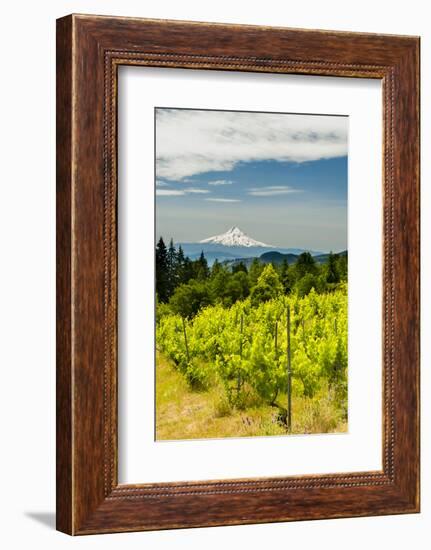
[176,226,324,265]
[199,226,273,248]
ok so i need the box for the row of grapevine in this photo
[156,285,347,423]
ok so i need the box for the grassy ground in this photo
[156,352,347,440]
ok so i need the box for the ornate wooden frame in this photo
[56,14,420,535]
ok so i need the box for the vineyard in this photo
[156,284,348,438]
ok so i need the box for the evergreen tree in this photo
[295,252,317,279]
[155,237,169,302]
[182,256,195,284]
[210,265,230,303]
[280,259,292,294]
[249,258,265,287]
[326,251,340,284]
[166,238,178,297]
[232,261,248,274]
[176,245,186,283]
[227,271,250,302]
[210,259,222,278]
[194,251,210,280]
[337,253,348,281]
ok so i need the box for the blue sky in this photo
[155,108,348,252]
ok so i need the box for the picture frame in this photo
[56,14,420,535]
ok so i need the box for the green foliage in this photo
[326,251,340,284]
[157,287,347,412]
[337,253,348,281]
[295,273,318,297]
[225,271,250,305]
[155,298,172,323]
[155,237,169,302]
[248,258,265,286]
[232,261,248,274]
[156,236,347,315]
[194,250,210,280]
[250,264,284,306]
[209,265,231,305]
[279,259,292,294]
[294,251,317,278]
[156,238,348,435]
[169,279,212,319]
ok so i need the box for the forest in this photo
[155,237,348,440]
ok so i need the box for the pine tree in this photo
[155,237,169,302]
[337,252,348,281]
[295,252,317,279]
[211,258,222,278]
[249,258,264,287]
[176,245,186,283]
[210,264,230,303]
[182,256,195,284]
[326,252,339,284]
[232,261,248,274]
[194,250,210,280]
[280,259,291,294]
[167,238,178,297]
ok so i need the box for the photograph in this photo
[0,2,423,544]
[155,107,348,440]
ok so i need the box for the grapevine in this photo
[157,286,347,416]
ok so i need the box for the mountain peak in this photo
[199,226,273,248]
[227,226,242,235]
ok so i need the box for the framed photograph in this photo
[56,14,420,535]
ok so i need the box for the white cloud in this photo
[183,188,210,194]
[205,198,241,203]
[156,109,348,180]
[248,185,301,197]
[156,187,211,197]
[156,189,185,196]
[208,179,234,186]
[156,179,169,187]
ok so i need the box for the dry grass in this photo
[155,352,347,441]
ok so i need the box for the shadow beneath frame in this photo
[25,512,56,530]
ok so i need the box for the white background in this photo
[0,1,428,548]
[119,68,382,483]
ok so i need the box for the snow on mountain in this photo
[199,226,273,248]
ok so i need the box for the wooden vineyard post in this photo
[274,321,278,358]
[240,314,244,358]
[286,305,292,432]
[237,313,244,393]
[182,317,190,363]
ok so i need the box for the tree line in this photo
[156,237,347,319]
